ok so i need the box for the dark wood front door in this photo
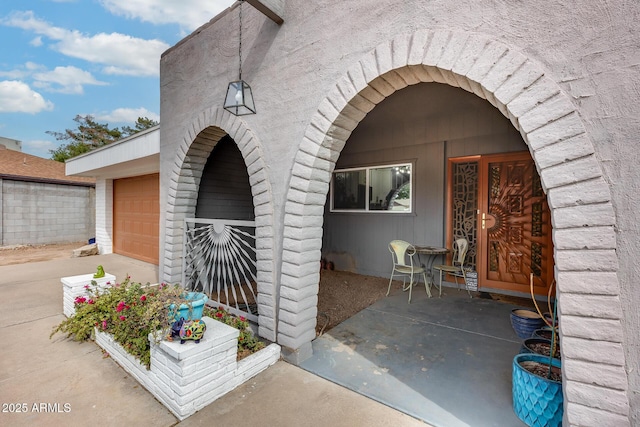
[447,152,554,297]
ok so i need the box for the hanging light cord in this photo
[238,0,243,81]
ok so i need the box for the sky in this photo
[0,0,236,158]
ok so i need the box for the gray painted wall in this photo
[195,136,255,221]
[323,83,526,277]
[0,179,95,246]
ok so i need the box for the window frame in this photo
[329,162,413,213]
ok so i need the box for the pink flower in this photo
[119,316,126,321]
[140,295,146,302]
[239,316,246,321]
[116,301,126,312]
[84,284,90,289]
[215,312,223,318]
[88,299,95,304]
[102,320,108,330]
[74,296,87,304]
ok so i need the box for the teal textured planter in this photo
[512,353,563,427]
[169,292,208,321]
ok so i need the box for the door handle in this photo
[481,212,496,230]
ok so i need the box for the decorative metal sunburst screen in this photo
[182,218,258,322]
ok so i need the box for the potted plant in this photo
[521,337,561,359]
[512,352,562,426]
[510,308,545,339]
[511,274,563,427]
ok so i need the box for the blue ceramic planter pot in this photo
[512,353,563,427]
[169,292,208,321]
[533,328,554,341]
[510,308,545,339]
[520,337,561,359]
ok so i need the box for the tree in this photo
[121,117,159,137]
[48,115,159,162]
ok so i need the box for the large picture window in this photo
[331,163,412,213]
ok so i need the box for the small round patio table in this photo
[413,246,449,293]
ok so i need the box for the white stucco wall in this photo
[160,1,640,425]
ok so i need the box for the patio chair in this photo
[387,240,430,303]
[433,238,472,298]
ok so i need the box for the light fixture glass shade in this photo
[223,80,256,115]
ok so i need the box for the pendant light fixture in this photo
[224,0,256,115]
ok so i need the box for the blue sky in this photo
[0,0,235,158]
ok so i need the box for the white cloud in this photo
[23,139,58,158]
[32,66,108,94]
[95,107,159,123]
[30,36,43,47]
[100,0,232,32]
[2,11,169,77]
[0,81,54,113]
[0,69,26,79]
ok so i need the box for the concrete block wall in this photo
[94,316,281,420]
[0,179,95,246]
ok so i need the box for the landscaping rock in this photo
[72,243,98,257]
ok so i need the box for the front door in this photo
[447,152,554,297]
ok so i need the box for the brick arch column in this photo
[280,30,630,425]
[164,107,277,341]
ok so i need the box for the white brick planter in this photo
[61,273,117,317]
[94,316,280,420]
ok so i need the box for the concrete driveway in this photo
[0,253,428,427]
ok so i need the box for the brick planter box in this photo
[61,274,280,420]
[61,272,117,317]
[95,316,280,420]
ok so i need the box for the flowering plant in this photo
[51,275,265,368]
[51,276,187,368]
[203,306,265,358]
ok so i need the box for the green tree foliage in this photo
[48,115,159,162]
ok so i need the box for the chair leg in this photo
[422,271,431,298]
[387,272,394,296]
[438,269,444,297]
[462,270,472,298]
[408,273,413,303]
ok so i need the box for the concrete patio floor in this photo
[300,285,531,427]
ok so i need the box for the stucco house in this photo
[0,144,95,246]
[67,1,639,425]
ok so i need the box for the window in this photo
[331,163,412,212]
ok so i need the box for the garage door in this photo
[113,174,159,265]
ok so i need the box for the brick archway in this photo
[163,107,277,341]
[280,30,629,425]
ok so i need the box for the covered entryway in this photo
[113,173,159,264]
[279,28,628,425]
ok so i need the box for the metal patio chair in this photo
[387,240,430,303]
[433,237,472,298]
